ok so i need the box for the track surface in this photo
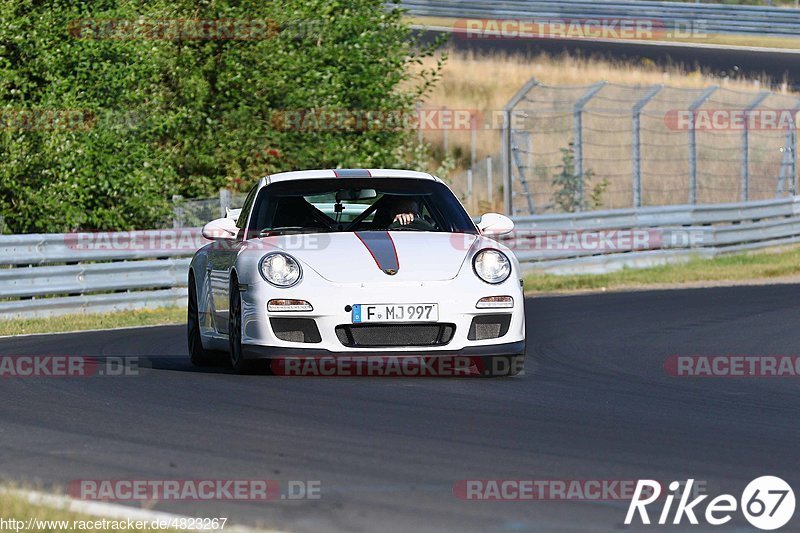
[1,285,799,532]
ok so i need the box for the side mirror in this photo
[477,213,514,236]
[202,217,239,240]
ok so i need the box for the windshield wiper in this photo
[259,226,331,237]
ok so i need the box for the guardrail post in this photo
[741,91,770,201]
[631,85,662,208]
[573,81,606,211]
[687,86,717,204]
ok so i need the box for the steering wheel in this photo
[387,218,436,231]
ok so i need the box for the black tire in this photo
[188,274,220,367]
[228,278,256,374]
[481,355,525,377]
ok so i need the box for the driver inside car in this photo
[388,197,419,226]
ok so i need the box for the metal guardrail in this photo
[0,230,204,319]
[400,0,800,38]
[507,195,800,274]
[2,196,800,318]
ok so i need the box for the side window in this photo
[236,185,258,230]
[418,201,440,230]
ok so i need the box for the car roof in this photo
[264,169,440,184]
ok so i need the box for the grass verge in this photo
[0,490,168,532]
[524,247,800,293]
[0,307,185,337]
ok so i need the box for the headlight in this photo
[473,249,511,284]
[260,253,302,287]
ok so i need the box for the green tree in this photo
[0,0,443,232]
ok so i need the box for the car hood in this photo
[247,231,480,283]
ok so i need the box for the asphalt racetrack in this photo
[1,285,799,532]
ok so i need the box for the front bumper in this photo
[238,274,526,357]
[241,340,526,360]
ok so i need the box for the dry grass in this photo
[425,50,775,104]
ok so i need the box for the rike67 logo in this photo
[626,477,795,530]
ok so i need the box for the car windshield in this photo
[247,178,478,235]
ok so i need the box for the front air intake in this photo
[467,314,512,341]
[335,323,455,348]
[270,318,322,343]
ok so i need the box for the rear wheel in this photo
[188,275,220,366]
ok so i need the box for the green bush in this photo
[0,0,443,232]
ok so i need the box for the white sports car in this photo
[188,169,526,375]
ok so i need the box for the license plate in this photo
[352,303,438,323]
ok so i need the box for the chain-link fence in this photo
[170,189,248,228]
[502,79,800,216]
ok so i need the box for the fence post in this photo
[219,188,232,218]
[486,155,493,207]
[416,102,423,145]
[470,113,477,170]
[172,195,184,229]
[510,131,536,215]
[741,91,770,201]
[631,85,662,208]
[777,105,800,196]
[467,168,474,213]
[793,115,799,195]
[688,86,717,204]
[442,106,449,153]
[502,110,512,215]
[501,77,539,216]
[573,81,606,211]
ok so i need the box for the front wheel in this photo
[228,280,256,374]
[188,275,220,366]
